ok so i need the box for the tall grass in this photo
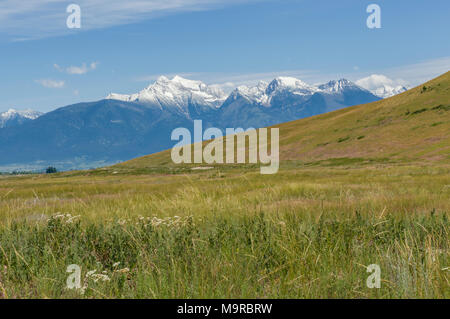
[0,210,448,298]
[0,164,448,298]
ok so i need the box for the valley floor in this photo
[0,162,448,298]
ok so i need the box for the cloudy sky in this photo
[0,0,449,112]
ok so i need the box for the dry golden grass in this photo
[0,163,448,298]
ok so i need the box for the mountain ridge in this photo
[106,75,375,110]
[0,109,42,128]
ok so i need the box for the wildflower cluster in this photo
[79,262,130,295]
[118,215,194,229]
[47,213,80,224]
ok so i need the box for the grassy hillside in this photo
[278,71,450,163]
[119,71,449,170]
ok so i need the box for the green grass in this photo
[0,164,449,298]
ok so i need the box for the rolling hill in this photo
[118,71,450,170]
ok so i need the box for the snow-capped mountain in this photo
[0,109,43,128]
[355,74,408,98]
[265,77,319,96]
[104,75,380,130]
[106,75,379,111]
[223,77,375,106]
[223,77,376,107]
[0,75,381,169]
[318,79,361,93]
[222,77,379,128]
[371,85,408,99]
[106,76,227,117]
[226,77,320,108]
[228,81,270,105]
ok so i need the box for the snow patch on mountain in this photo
[0,109,43,128]
[230,81,270,105]
[318,79,365,93]
[265,76,317,95]
[227,76,325,107]
[106,76,227,115]
[356,74,408,98]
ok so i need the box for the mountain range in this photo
[0,75,382,171]
[105,75,381,129]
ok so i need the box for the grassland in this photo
[0,73,449,298]
[0,163,448,298]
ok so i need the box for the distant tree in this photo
[46,166,57,174]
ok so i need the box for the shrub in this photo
[46,166,57,174]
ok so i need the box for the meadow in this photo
[0,161,448,298]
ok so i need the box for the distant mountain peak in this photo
[271,76,308,87]
[229,82,269,105]
[1,108,41,119]
[318,78,361,93]
[106,75,227,113]
[0,108,43,128]
[266,76,315,95]
[373,85,408,98]
[155,75,170,83]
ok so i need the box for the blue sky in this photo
[0,0,449,113]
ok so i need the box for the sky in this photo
[0,0,449,113]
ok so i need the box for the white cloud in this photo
[349,56,450,97]
[35,79,65,88]
[355,74,408,98]
[53,64,63,72]
[210,82,236,92]
[54,62,98,75]
[0,0,261,40]
[381,56,450,87]
[356,74,406,91]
